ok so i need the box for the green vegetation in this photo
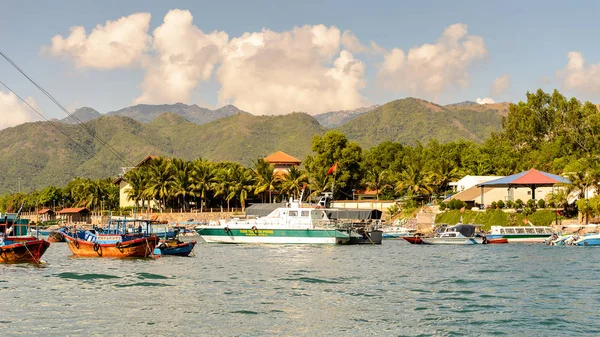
[338,98,504,148]
[435,209,562,230]
[3,89,600,222]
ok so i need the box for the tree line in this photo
[2,89,600,215]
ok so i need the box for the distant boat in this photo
[156,240,197,256]
[381,226,416,239]
[1,213,51,264]
[487,225,555,243]
[420,224,481,245]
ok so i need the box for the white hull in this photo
[506,237,548,243]
[421,237,480,245]
[200,235,339,244]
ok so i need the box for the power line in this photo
[0,79,114,172]
[0,49,135,167]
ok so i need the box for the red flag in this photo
[327,162,338,175]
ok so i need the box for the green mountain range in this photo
[338,98,507,148]
[0,98,508,194]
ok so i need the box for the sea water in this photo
[1,240,599,336]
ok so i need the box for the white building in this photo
[449,176,500,192]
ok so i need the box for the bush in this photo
[515,199,524,208]
[526,199,536,208]
[497,200,505,209]
[506,200,514,208]
[439,202,447,211]
[490,201,497,209]
[537,199,546,209]
[447,199,466,210]
[522,206,536,216]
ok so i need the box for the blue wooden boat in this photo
[156,240,197,256]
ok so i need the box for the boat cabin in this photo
[490,226,554,235]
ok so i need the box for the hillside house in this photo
[115,155,159,209]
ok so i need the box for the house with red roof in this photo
[37,208,55,222]
[58,207,90,224]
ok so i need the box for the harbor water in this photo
[2,240,599,336]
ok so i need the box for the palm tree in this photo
[393,164,434,199]
[227,166,255,211]
[430,159,461,196]
[124,167,147,209]
[253,158,280,203]
[361,167,390,200]
[213,163,237,211]
[171,158,194,211]
[144,157,175,211]
[281,166,308,200]
[191,158,216,212]
[307,172,330,199]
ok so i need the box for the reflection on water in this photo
[1,241,599,336]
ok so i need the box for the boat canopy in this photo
[245,204,382,220]
[450,224,477,238]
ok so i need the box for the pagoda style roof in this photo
[264,151,301,164]
[477,168,570,187]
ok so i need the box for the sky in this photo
[2,0,600,129]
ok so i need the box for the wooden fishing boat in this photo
[157,239,197,256]
[403,236,424,244]
[63,232,159,258]
[47,230,66,242]
[0,239,50,263]
[1,213,51,264]
[483,237,509,244]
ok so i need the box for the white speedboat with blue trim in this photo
[420,224,482,245]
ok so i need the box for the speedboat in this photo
[420,224,481,245]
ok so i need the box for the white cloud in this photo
[44,13,152,69]
[377,23,487,101]
[476,97,495,104]
[341,30,367,54]
[491,74,510,97]
[557,51,600,96]
[0,91,41,130]
[134,9,228,104]
[217,25,366,115]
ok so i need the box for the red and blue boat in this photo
[62,219,159,258]
[1,213,51,264]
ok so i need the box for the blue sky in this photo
[1,0,600,126]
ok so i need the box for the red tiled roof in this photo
[58,207,90,214]
[38,208,53,214]
[264,151,301,164]
[136,155,159,167]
